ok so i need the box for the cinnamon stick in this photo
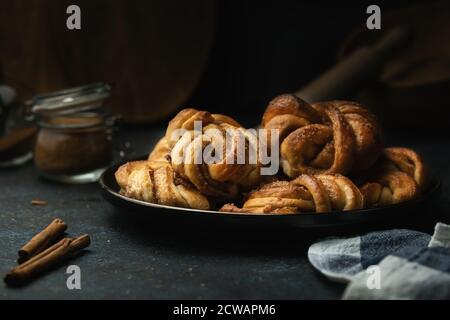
[31,199,48,206]
[4,234,91,286]
[18,218,67,263]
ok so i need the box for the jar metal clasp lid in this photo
[31,82,111,117]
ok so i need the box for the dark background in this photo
[1,0,449,300]
[190,0,411,122]
[0,0,427,126]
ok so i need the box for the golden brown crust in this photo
[328,101,384,172]
[124,101,429,214]
[291,175,331,213]
[280,107,355,176]
[360,171,418,207]
[165,108,262,200]
[219,181,312,215]
[293,174,364,213]
[315,174,365,211]
[115,160,210,210]
[357,147,427,207]
[382,147,428,190]
[219,203,300,215]
[165,108,214,149]
[148,137,171,163]
[220,174,364,214]
[244,181,314,212]
[262,94,322,141]
[262,95,383,178]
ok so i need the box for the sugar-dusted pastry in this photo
[381,147,428,190]
[148,137,171,163]
[220,181,314,214]
[358,147,427,207]
[360,171,418,207]
[220,174,363,214]
[306,174,364,212]
[115,160,210,210]
[262,94,384,178]
[165,108,262,200]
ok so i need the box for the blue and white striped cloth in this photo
[308,223,450,299]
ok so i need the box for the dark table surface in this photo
[1,127,449,300]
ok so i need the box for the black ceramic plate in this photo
[99,157,441,230]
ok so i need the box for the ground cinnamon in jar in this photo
[31,83,116,183]
[34,115,112,177]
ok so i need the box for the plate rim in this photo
[99,157,441,218]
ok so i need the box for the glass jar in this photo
[31,83,118,184]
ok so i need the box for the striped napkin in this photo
[308,223,450,299]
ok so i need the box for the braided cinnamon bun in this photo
[220,174,363,214]
[293,174,364,213]
[220,180,314,214]
[148,137,171,163]
[381,147,428,190]
[262,94,383,178]
[115,160,210,210]
[165,108,262,200]
[359,147,427,207]
[360,171,418,207]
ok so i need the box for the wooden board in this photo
[0,0,216,123]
